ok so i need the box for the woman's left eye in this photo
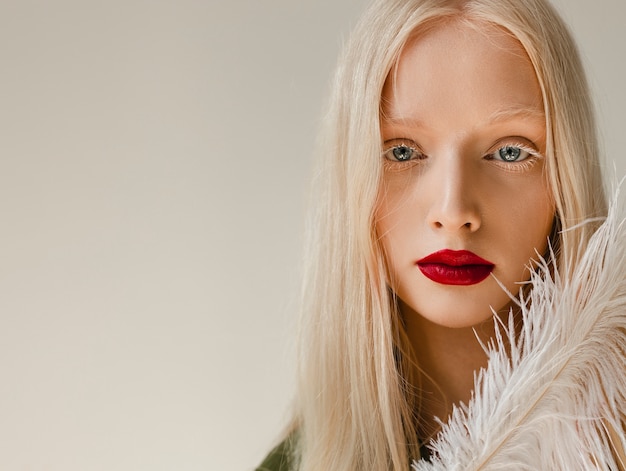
[383,144,422,162]
[491,145,532,162]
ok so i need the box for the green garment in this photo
[256,436,430,469]
[256,437,296,471]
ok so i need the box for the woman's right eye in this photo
[383,142,423,162]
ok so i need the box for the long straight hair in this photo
[292,0,607,469]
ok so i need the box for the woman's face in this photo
[376,20,555,328]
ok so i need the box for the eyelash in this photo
[382,139,543,172]
[382,141,425,166]
[485,142,543,172]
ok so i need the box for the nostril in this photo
[431,220,477,231]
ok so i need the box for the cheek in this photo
[375,180,425,285]
[491,177,555,283]
[375,199,402,274]
[375,166,426,225]
[375,191,404,281]
[512,180,555,243]
[375,174,421,238]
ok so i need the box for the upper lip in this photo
[417,249,494,267]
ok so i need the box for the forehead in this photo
[382,19,544,128]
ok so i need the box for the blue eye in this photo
[393,145,414,161]
[495,145,530,162]
[384,143,423,162]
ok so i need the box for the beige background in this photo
[0,1,623,470]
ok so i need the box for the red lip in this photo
[416,249,494,286]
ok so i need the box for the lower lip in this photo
[417,263,493,286]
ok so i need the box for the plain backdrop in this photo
[0,1,623,470]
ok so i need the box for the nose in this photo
[426,157,481,233]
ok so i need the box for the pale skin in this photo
[376,20,555,436]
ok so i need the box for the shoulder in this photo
[256,435,297,471]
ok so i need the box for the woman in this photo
[258,0,626,469]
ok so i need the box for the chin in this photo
[420,310,496,329]
[402,294,516,329]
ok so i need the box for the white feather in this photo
[413,186,626,470]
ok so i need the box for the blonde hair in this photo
[291,0,606,469]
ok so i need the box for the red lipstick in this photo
[417,250,494,286]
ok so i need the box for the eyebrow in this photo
[381,116,427,127]
[381,105,545,127]
[486,106,545,125]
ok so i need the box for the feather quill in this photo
[413,186,626,470]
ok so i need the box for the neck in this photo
[401,300,509,440]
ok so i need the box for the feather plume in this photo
[413,186,626,470]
